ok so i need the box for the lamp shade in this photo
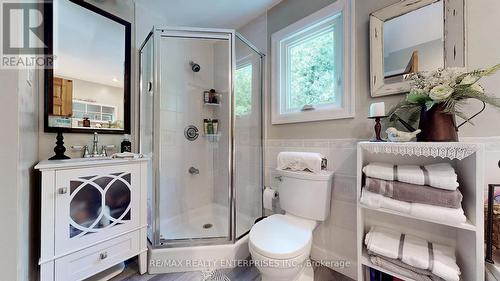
[369,102,385,118]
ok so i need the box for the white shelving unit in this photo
[356,142,485,281]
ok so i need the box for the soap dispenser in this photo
[121,134,132,153]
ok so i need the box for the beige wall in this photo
[258,0,500,140]
[265,0,402,140]
[0,41,39,281]
[460,0,500,137]
[0,69,23,281]
[240,0,500,279]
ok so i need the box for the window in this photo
[271,0,354,124]
[72,100,117,122]
[235,63,252,117]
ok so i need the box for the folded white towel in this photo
[111,152,143,159]
[277,152,324,173]
[362,162,459,190]
[365,226,460,281]
[360,190,466,224]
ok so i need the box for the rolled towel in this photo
[365,226,460,281]
[362,162,459,190]
[277,152,325,173]
[365,177,463,208]
[360,190,466,224]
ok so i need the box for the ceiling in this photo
[135,0,282,29]
[54,0,280,87]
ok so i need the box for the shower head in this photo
[190,61,201,72]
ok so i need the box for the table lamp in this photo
[368,102,387,142]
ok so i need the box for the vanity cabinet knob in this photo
[57,187,68,194]
[99,251,108,260]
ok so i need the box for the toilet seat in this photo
[249,214,315,260]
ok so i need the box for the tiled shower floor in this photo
[160,204,254,240]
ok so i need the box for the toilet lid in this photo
[249,214,313,260]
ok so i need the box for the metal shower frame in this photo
[139,27,265,248]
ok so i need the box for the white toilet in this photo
[249,168,334,281]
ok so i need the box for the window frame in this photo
[271,0,355,124]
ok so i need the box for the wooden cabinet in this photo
[52,77,73,116]
[36,158,149,281]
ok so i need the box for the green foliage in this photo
[288,30,336,110]
[407,91,431,104]
[234,64,252,117]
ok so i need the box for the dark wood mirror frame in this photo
[44,0,131,134]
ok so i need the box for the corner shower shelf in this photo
[203,133,220,142]
[203,102,221,107]
[356,141,484,281]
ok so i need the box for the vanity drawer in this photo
[55,231,140,281]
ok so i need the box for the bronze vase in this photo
[417,104,458,142]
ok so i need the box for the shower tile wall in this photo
[265,139,358,278]
[159,38,217,223]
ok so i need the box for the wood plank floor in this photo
[111,259,354,281]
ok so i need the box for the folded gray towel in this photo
[369,254,445,281]
[365,177,463,209]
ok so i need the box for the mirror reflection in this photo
[48,0,128,131]
[383,1,444,80]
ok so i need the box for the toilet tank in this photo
[274,169,334,221]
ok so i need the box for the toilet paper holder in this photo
[263,186,279,197]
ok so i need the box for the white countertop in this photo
[35,156,150,170]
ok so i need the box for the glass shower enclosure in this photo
[139,27,263,247]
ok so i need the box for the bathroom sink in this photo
[62,157,114,162]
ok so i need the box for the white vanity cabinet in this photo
[36,158,149,281]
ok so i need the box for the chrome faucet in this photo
[75,133,114,158]
[81,132,107,158]
[91,132,101,157]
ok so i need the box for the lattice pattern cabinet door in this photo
[54,164,140,254]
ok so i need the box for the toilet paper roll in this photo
[263,187,278,210]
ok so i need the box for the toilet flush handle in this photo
[274,176,282,182]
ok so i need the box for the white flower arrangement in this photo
[388,64,500,125]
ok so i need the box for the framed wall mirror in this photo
[370,0,465,97]
[44,0,131,133]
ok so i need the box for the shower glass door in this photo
[234,35,263,238]
[157,33,232,243]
